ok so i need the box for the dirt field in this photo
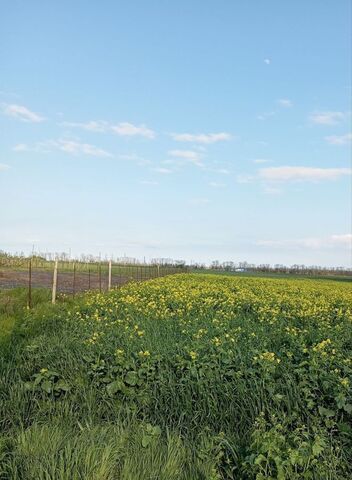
[0,268,129,294]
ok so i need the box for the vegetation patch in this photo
[0,274,351,479]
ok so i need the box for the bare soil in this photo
[0,268,129,293]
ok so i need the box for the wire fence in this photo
[0,259,188,308]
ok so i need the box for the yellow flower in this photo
[138,350,151,357]
[189,351,197,360]
[212,337,221,347]
[313,339,332,352]
[258,352,280,364]
[340,378,349,388]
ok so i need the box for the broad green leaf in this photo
[41,380,52,394]
[142,435,151,448]
[106,380,122,396]
[125,371,138,386]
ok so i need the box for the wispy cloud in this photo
[3,104,45,123]
[13,143,29,152]
[211,168,230,175]
[171,132,231,144]
[256,111,275,121]
[209,182,226,188]
[55,140,113,157]
[331,234,352,246]
[309,111,346,125]
[139,180,158,185]
[60,120,108,132]
[253,158,270,164]
[256,234,352,249]
[264,58,271,65]
[168,149,199,160]
[168,149,203,166]
[61,119,156,139]
[262,185,282,195]
[259,166,352,182]
[111,122,155,139]
[325,133,352,145]
[277,98,293,107]
[12,139,113,158]
[236,174,255,184]
[0,163,10,171]
[153,167,173,174]
[119,153,151,166]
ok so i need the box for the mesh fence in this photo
[0,259,187,307]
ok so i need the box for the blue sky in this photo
[1,0,351,266]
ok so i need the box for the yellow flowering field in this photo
[1,273,351,479]
[69,274,351,478]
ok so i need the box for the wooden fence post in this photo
[73,263,76,297]
[52,260,58,304]
[27,259,32,309]
[108,260,112,291]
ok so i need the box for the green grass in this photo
[0,288,52,343]
[0,275,351,479]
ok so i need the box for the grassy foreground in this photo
[0,274,351,479]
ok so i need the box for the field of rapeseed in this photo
[0,274,351,479]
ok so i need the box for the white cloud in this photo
[13,143,29,152]
[325,133,352,145]
[139,180,158,185]
[153,167,173,174]
[3,104,45,123]
[262,186,282,195]
[55,140,113,157]
[171,132,231,144]
[256,111,275,121]
[60,120,108,132]
[236,174,255,184]
[112,122,155,139]
[264,58,271,65]
[256,234,352,250]
[119,153,151,166]
[212,168,230,175]
[209,182,226,188]
[253,158,270,164]
[309,111,345,125]
[0,163,10,171]
[259,166,352,182]
[168,149,199,160]
[12,139,113,158]
[331,234,352,246]
[59,119,156,139]
[277,99,293,107]
[168,149,203,166]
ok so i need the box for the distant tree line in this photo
[198,260,352,276]
[0,250,350,275]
